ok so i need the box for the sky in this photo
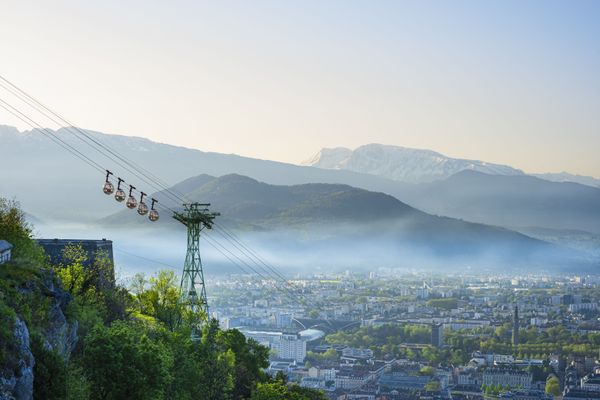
[1,0,599,177]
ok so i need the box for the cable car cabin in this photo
[0,240,13,264]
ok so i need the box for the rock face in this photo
[0,272,78,400]
[40,275,78,359]
[0,318,34,400]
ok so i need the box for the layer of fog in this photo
[32,219,597,282]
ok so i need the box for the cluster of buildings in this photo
[207,271,600,399]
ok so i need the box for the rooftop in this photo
[0,240,13,252]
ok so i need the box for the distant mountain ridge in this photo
[393,170,600,235]
[101,173,595,271]
[1,124,598,241]
[105,173,421,227]
[533,172,600,188]
[304,143,600,187]
[303,143,524,183]
[0,125,405,221]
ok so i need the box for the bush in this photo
[0,198,45,263]
[0,298,16,365]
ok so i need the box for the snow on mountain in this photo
[302,143,524,183]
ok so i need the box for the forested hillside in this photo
[0,198,325,400]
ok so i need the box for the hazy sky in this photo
[1,0,599,176]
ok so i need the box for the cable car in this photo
[114,178,126,202]
[137,192,149,215]
[102,170,114,194]
[149,198,159,221]
[126,185,138,209]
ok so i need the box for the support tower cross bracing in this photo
[173,203,219,335]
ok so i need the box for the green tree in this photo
[545,375,561,397]
[425,380,441,392]
[32,334,67,400]
[82,321,173,400]
[251,380,327,400]
[138,270,183,331]
[0,198,45,263]
[426,298,458,310]
[422,346,440,365]
[220,329,269,399]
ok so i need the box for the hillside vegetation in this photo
[103,174,593,271]
[0,198,325,400]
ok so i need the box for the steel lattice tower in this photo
[173,203,219,336]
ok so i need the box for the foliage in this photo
[64,363,91,400]
[425,380,441,392]
[305,348,339,364]
[132,270,183,331]
[0,198,45,263]
[0,297,16,365]
[251,380,327,400]
[426,298,458,310]
[545,375,561,397]
[220,329,270,399]
[0,197,343,400]
[82,320,173,400]
[31,334,67,400]
[324,323,430,358]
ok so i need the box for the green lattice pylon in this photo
[173,203,219,337]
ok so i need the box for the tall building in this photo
[241,330,307,363]
[512,305,519,346]
[276,312,293,328]
[432,323,444,348]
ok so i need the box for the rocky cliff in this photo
[0,264,78,400]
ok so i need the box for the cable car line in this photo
[0,94,162,221]
[0,98,105,174]
[150,200,303,301]
[0,77,307,303]
[211,224,300,293]
[1,90,299,300]
[203,235,305,304]
[0,76,186,207]
[202,231,302,302]
[214,223,292,284]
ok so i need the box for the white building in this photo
[342,347,374,360]
[241,330,307,363]
[581,373,600,392]
[335,372,370,390]
[308,367,336,381]
[530,317,548,326]
[483,369,532,389]
[569,303,598,313]
[276,312,293,328]
[0,240,13,264]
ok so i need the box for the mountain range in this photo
[304,143,600,187]
[102,173,592,271]
[393,170,600,235]
[1,124,599,270]
[0,125,400,222]
[303,144,524,183]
